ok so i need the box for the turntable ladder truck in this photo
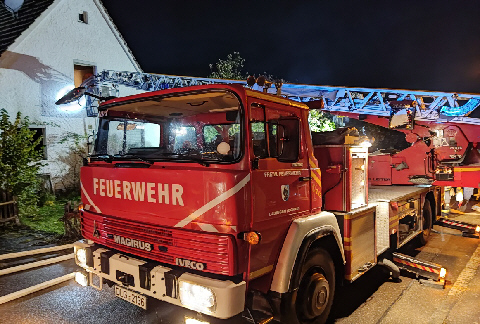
[62,71,480,324]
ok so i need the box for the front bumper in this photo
[74,241,246,319]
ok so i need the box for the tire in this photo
[418,201,432,246]
[283,248,335,324]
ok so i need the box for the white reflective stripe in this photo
[231,226,237,232]
[84,204,91,210]
[198,223,219,232]
[175,174,251,228]
[81,181,102,213]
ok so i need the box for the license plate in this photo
[114,286,147,309]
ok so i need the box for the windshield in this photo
[94,89,243,164]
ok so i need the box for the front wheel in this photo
[283,248,335,324]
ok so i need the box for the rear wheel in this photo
[419,201,432,246]
[283,248,335,324]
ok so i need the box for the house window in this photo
[74,64,95,87]
[79,11,88,24]
[30,128,47,160]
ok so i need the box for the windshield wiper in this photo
[189,157,211,167]
[113,153,154,165]
[157,152,212,167]
[88,154,114,163]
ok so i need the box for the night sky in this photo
[102,1,480,93]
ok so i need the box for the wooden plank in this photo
[0,273,75,305]
[0,191,18,221]
[0,244,74,261]
[0,254,74,276]
[0,216,18,223]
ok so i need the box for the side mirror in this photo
[389,101,416,130]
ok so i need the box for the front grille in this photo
[81,211,235,275]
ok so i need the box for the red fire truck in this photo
[65,81,455,324]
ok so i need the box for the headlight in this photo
[75,271,89,286]
[75,247,87,268]
[179,281,216,313]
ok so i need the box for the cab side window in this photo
[251,122,268,158]
[250,103,300,162]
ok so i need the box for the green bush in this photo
[22,199,65,235]
[308,109,335,132]
[209,52,246,80]
[0,109,43,216]
[38,190,56,207]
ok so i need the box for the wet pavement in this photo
[332,207,480,324]
[0,259,78,296]
[0,225,59,254]
[0,265,246,324]
[0,208,479,324]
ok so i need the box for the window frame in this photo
[249,102,301,162]
[93,88,247,165]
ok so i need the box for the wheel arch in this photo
[270,211,345,294]
[309,235,345,286]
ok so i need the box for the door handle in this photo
[299,176,312,181]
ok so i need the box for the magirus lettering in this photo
[176,258,206,271]
[113,235,152,252]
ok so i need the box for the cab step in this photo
[392,252,446,284]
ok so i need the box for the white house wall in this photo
[0,0,144,189]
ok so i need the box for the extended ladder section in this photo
[95,70,245,91]
[88,70,480,125]
[282,84,480,123]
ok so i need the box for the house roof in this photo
[94,0,142,72]
[0,0,141,71]
[0,0,55,56]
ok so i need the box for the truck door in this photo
[248,100,311,286]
